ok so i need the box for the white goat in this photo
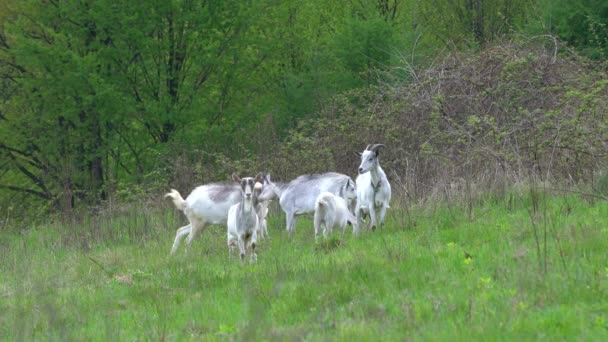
[314,188,357,241]
[253,182,270,239]
[165,173,263,254]
[259,173,357,236]
[354,144,391,233]
[227,174,263,262]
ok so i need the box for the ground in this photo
[1,192,607,340]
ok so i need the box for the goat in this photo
[227,174,263,262]
[260,173,357,235]
[354,144,391,233]
[313,188,357,241]
[164,173,263,254]
[253,182,270,239]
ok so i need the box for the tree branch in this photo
[5,152,54,199]
[0,142,45,170]
[0,184,54,200]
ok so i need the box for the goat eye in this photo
[368,158,373,161]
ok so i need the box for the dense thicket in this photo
[1,0,606,222]
[262,41,608,202]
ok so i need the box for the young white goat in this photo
[354,144,391,233]
[165,173,263,254]
[227,174,263,262]
[253,182,270,239]
[313,182,357,241]
[259,173,357,236]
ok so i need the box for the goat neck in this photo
[269,181,287,198]
[369,163,383,191]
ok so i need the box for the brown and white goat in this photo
[165,173,263,254]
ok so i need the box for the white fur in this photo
[257,201,270,239]
[165,185,240,254]
[226,175,260,262]
[355,144,391,233]
[253,182,271,239]
[314,192,357,241]
[165,173,263,255]
[260,173,357,236]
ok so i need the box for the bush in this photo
[267,38,608,200]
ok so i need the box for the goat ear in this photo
[264,173,272,183]
[231,173,241,183]
[354,151,362,157]
[254,172,264,184]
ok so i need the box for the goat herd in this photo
[165,144,391,262]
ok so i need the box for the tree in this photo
[0,0,267,212]
[409,0,534,46]
[545,0,608,59]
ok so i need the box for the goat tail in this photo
[316,198,328,209]
[164,189,187,212]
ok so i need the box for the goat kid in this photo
[313,180,357,241]
[354,144,391,233]
[253,182,270,239]
[227,173,264,262]
[259,173,356,236]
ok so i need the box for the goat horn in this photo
[365,144,372,151]
[370,144,385,152]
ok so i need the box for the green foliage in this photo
[0,0,410,217]
[334,17,395,85]
[407,0,535,46]
[1,0,607,220]
[268,40,608,200]
[0,0,276,213]
[596,172,608,197]
[543,0,608,59]
[269,125,336,179]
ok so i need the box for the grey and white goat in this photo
[313,189,357,241]
[227,173,264,262]
[259,173,357,235]
[164,173,264,254]
[354,144,391,233]
[253,182,270,239]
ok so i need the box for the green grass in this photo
[2,193,608,340]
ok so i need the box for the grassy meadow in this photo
[1,190,608,340]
